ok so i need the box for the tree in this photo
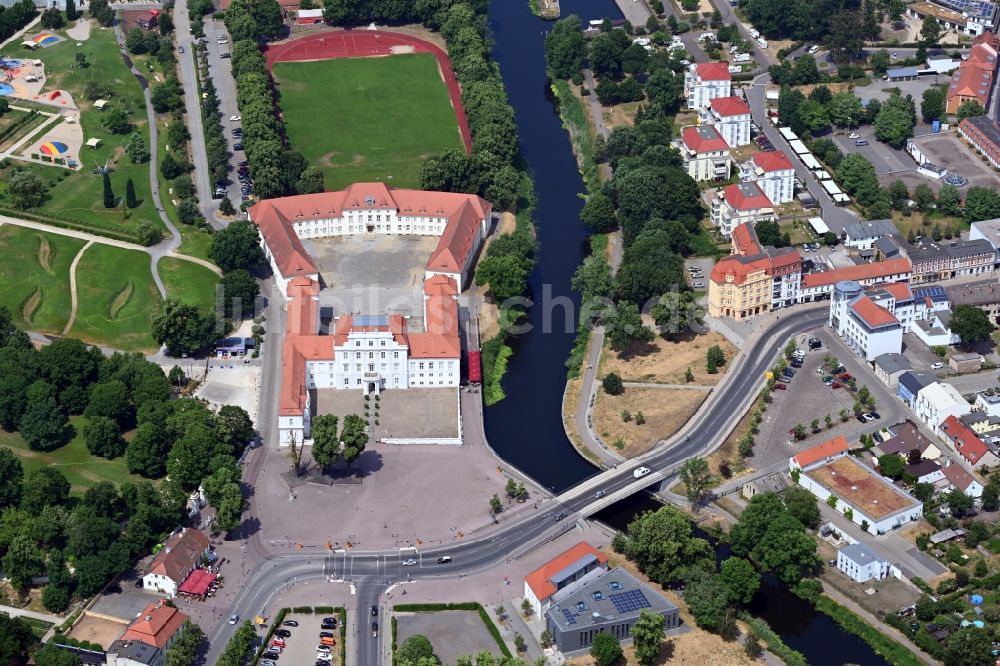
[122,178,138,210]
[0,450,22,509]
[102,108,131,135]
[572,255,614,301]
[2,534,43,590]
[946,488,974,517]
[476,254,529,303]
[397,635,436,664]
[945,626,994,666]
[86,380,131,427]
[604,301,653,351]
[151,299,215,356]
[602,373,624,395]
[66,0,78,21]
[877,453,905,479]
[340,414,368,468]
[102,172,115,208]
[219,269,259,318]
[964,186,1000,223]
[753,512,820,583]
[706,345,726,374]
[296,165,325,194]
[6,171,45,209]
[19,397,68,452]
[311,414,340,473]
[165,620,205,666]
[683,568,733,631]
[783,485,820,529]
[83,416,125,459]
[214,483,244,533]
[874,94,915,148]
[828,92,863,127]
[720,556,760,604]
[545,15,586,79]
[920,15,942,44]
[490,494,502,513]
[0,615,33,664]
[580,192,617,232]
[135,220,163,247]
[590,631,623,666]
[921,87,946,123]
[167,424,215,490]
[870,49,891,75]
[210,220,266,272]
[631,609,665,666]
[679,457,713,506]
[957,99,986,123]
[982,481,1000,511]
[950,304,993,346]
[22,467,70,515]
[622,504,712,584]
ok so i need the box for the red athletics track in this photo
[265,30,473,153]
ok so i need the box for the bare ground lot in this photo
[67,614,127,649]
[900,133,1000,194]
[599,332,737,385]
[592,387,707,457]
[304,235,439,291]
[394,611,501,664]
[314,388,458,440]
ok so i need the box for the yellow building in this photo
[707,223,801,320]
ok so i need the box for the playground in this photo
[24,32,63,48]
[20,112,83,168]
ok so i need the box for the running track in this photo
[265,30,472,153]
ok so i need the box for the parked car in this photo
[230,115,241,121]
[262,661,277,666]
[320,631,335,638]
[275,629,291,638]
[773,383,787,390]
[271,639,286,648]
[931,362,944,370]
[229,615,239,625]
[282,620,299,627]
[692,282,704,288]
[838,373,851,380]
[855,139,869,146]
[233,143,243,150]
[830,381,841,389]
[848,132,859,139]
[316,645,332,654]
[870,411,881,419]
[262,651,280,660]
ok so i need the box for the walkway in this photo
[623,382,713,390]
[264,29,473,153]
[62,239,94,335]
[0,603,61,624]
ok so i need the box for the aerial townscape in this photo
[9,0,1000,665]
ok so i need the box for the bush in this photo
[602,372,624,395]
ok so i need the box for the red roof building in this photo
[790,435,850,470]
[681,125,729,154]
[850,295,899,328]
[119,599,188,649]
[694,62,732,81]
[752,151,794,173]
[940,415,996,467]
[142,529,209,597]
[523,542,609,615]
[946,42,998,113]
[709,95,751,117]
[801,258,913,290]
[711,182,774,237]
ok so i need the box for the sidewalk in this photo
[0,604,61,624]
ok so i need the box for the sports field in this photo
[0,224,84,333]
[273,54,464,189]
[70,244,161,352]
[159,256,219,313]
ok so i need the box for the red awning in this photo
[467,351,482,383]
[178,569,217,596]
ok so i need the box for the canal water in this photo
[483,2,889,663]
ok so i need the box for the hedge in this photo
[392,602,511,658]
[0,206,140,243]
[814,596,923,666]
[739,612,807,666]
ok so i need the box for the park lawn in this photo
[177,223,214,262]
[69,243,161,352]
[156,114,182,229]
[0,224,85,334]
[0,416,145,495]
[159,256,219,312]
[18,27,164,238]
[273,54,463,190]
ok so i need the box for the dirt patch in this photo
[108,280,134,320]
[593,387,707,457]
[65,18,93,41]
[600,332,738,385]
[379,23,448,51]
[21,286,40,324]
[36,234,52,273]
[602,101,641,131]
[68,614,127,649]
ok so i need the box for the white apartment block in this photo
[684,62,733,109]
[828,281,904,361]
[710,182,774,238]
[915,382,973,434]
[700,96,751,147]
[678,125,732,182]
[739,151,796,204]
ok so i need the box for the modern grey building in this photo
[837,542,892,583]
[545,567,680,653]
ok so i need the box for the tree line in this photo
[0,310,254,611]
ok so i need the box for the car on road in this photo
[773,383,786,390]
[437,556,451,564]
[177,45,184,53]
[402,558,417,566]
[931,362,944,370]
[554,511,568,521]
[855,139,869,146]
[870,411,881,419]
[262,661,277,666]
[633,467,651,479]
[371,605,378,617]
[275,629,291,638]
[371,623,378,638]
[229,615,239,624]
[848,132,859,139]
[282,620,299,627]
[233,143,243,150]
[594,490,606,498]
[230,115,241,121]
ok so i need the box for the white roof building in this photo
[915,382,973,434]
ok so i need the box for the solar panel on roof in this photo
[561,608,577,625]
[609,589,653,614]
[914,286,948,302]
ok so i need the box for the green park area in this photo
[273,53,464,189]
[69,244,161,352]
[0,416,144,495]
[159,256,219,313]
[0,224,84,334]
[0,27,163,239]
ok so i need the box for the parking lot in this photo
[830,125,913,176]
[261,612,342,666]
[683,258,713,291]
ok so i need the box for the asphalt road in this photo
[204,307,829,664]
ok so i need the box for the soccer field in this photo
[274,54,464,190]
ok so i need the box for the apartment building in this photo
[739,150,796,204]
[710,182,775,238]
[677,125,732,181]
[699,95,751,147]
[684,61,732,110]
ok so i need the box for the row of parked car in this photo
[259,616,339,666]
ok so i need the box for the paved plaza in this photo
[903,133,999,192]
[304,234,438,291]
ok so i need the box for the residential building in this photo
[798,258,912,302]
[946,41,998,113]
[794,453,923,535]
[684,62,732,110]
[545,567,680,652]
[915,382,973,433]
[960,409,1000,435]
[975,391,1000,417]
[909,3,998,35]
[710,182,775,238]
[677,125,731,181]
[951,353,984,373]
[968,217,1000,267]
[700,95,751,147]
[524,542,609,618]
[908,1,980,34]
[875,421,942,461]
[878,235,995,284]
[278,274,462,445]
[959,116,1000,170]
[942,463,985,498]
[872,353,912,387]
[940,415,1000,469]
[789,435,849,471]
[948,282,1000,319]
[843,220,899,251]
[828,281,903,361]
[897,371,938,407]
[142,529,210,598]
[739,151,796,204]
[912,308,960,348]
[707,224,801,319]
[249,183,494,295]
[837,543,893,583]
[107,599,188,666]
[904,459,945,484]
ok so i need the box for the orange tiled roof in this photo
[752,150,794,172]
[877,282,913,302]
[850,295,899,328]
[722,182,773,211]
[120,600,188,649]
[682,125,729,153]
[941,415,989,464]
[710,95,750,117]
[791,435,849,468]
[523,542,608,602]
[147,529,208,584]
[801,258,912,288]
[694,62,732,81]
[731,223,761,256]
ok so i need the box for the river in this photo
[482,1,889,663]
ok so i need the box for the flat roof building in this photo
[523,542,609,617]
[837,543,893,583]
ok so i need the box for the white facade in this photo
[828,282,903,362]
[710,195,773,238]
[741,164,796,204]
[332,327,409,391]
[142,571,178,598]
[685,65,732,109]
[915,382,973,433]
[975,392,1000,417]
[407,357,460,388]
[700,99,751,147]
[837,543,892,583]
[772,271,801,309]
